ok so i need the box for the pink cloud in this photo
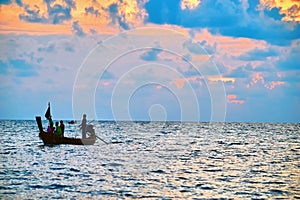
[193,29,267,58]
[265,81,285,90]
[156,85,163,89]
[100,81,111,87]
[247,73,285,90]
[172,76,201,89]
[227,94,245,104]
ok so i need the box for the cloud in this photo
[182,54,191,62]
[140,48,162,61]
[37,38,76,53]
[227,94,245,104]
[102,0,148,30]
[145,0,246,27]
[238,47,279,61]
[72,20,86,37]
[227,65,249,78]
[0,59,38,77]
[182,39,210,55]
[100,70,114,80]
[62,40,75,52]
[38,42,56,53]
[259,0,300,22]
[1,0,150,34]
[108,3,129,30]
[180,0,201,10]
[245,63,271,72]
[46,0,75,24]
[172,76,199,89]
[246,72,286,90]
[145,0,300,45]
[18,0,75,24]
[19,4,47,23]
[265,81,285,90]
[246,73,265,88]
[85,6,100,17]
[276,40,300,70]
[208,76,236,84]
[277,71,300,84]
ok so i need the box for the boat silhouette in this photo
[35,116,96,145]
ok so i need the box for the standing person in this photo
[79,114,87,139]
[60,120,65,137]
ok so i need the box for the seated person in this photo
[86,124,96,138]
[47,126,53,133]
[54,121,62,136]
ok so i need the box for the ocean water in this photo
[0,120,299,199]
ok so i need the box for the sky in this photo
[0,0,299,122]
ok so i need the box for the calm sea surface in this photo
[0,120,299,199]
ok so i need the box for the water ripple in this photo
[0,121,299,199]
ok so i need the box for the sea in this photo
[0,120,299,199]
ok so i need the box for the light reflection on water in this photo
[0,121,299,199]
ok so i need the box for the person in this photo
[54,121,62,136]
[46,117,54,133]
[79,114,87,139]
[60,120,65,137]
[47,125,53,133]
[87,124,96,138]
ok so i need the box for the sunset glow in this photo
[0,0,299,122]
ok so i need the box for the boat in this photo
[36,116,96,146]
[67,120,77,124]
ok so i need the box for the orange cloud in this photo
[227,94,237,99]
[227,94,244,104]
[259,0,300,22]
[0,0,148,35]
[0,1,71,34]
[208,76,236,84]
[181,0,201,10]
[172,75,236,89]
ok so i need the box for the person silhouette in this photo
[79,114,87,139]
[60,120,65,137]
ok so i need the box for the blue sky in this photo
[0,0,299,122]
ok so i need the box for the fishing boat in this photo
[36,116,96,145]
[35,103,96,145]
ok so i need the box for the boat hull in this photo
[39,132,96,145]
